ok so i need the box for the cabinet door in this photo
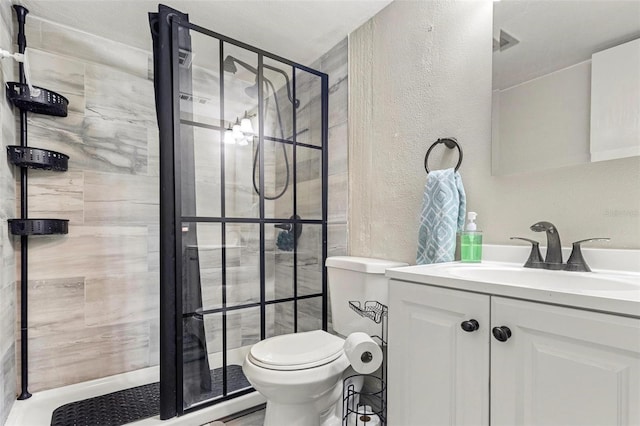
[388,280,490,426]
[491,297,640,426]
[590,38,640,162]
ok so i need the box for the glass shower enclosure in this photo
[150,4,329,419]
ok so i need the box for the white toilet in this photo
[242,256,407,426]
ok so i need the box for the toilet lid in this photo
[249,330,344,371]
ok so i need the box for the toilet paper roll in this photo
[343,332,383,374]
[347,406,381,426]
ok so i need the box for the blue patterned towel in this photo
[416,168,466,264]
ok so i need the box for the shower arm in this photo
[226,56,299,107]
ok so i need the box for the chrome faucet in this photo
[512,221,610,272]
[530,221,563,269]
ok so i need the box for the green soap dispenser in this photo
[461,211,483,263]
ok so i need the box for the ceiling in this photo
[493,0,640,90]
[19,0,393,65]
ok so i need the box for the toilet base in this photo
[262,379,343,426]
[263,401,344,426]
[263,402,322,426]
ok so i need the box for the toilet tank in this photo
[326,256,408,337]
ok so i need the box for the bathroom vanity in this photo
[386,261,640,425]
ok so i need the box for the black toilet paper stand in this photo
[342,301,388,426]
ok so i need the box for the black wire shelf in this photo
[8,219,69,236]
[6,145,69,171]
[343,375,387,426]
[349,301,388,324]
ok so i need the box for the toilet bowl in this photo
[243,330,351,426]
[242,257,407,426]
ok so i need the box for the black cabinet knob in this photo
[492,326,512,342]
[460,319,480,332]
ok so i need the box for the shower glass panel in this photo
[181,125,221,218]
[266,301,295,338]
[263,57,294,142]
[297,224,323,297]
[225,223,261,308]
[295,68,323,148]
[223,44,259,219]
[298,297,324,332]
[161,13,329,416]
[263,56,295,219]
[296,146,323,219]
[192,223,222,312]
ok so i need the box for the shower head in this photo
[245,77,259,98]
[223,55,237,73]
[222,56,298,107]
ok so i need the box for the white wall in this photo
[493,61,591,175]
[349,0,640,265]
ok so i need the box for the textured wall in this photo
[0,2,16,422]
[349,0,494,263]
[349,0,640,265]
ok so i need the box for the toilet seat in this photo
[249,330,344,371]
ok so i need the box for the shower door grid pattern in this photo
[167,16,329,416]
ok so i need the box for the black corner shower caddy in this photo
[8,218,69,236]
[5,4,70,401]
[5,82,69,117]
[7,145,69,170]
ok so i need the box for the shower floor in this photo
[6,347,265,426]
[50,365,250,426]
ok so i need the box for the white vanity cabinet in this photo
[388,280,490,426]
[388,279,640,426]
[491,296,640,426]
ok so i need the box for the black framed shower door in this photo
[150,4,329,419]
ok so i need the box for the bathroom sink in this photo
[449,265,640,292]
[386,257,640,317]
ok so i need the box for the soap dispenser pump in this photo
[461,212,483,263]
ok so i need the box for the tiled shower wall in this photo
[17,16,160,392]
[0,2,16,423]
[273,38,348,335]
[11,15,348,393]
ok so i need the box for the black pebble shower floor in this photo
[50,365,250,426]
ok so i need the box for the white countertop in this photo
[386,261,640,318]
